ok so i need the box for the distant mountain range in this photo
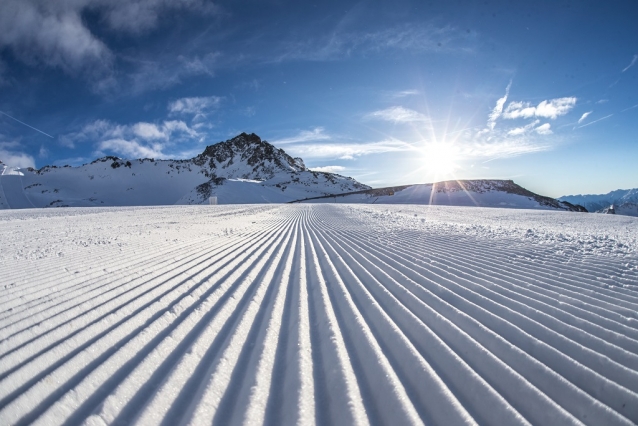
[0,132,599,213]
[559,189,638,217]
[295,180,587,212]
[0,133,368,208]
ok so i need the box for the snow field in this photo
[0,204,637,425]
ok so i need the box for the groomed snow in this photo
[1,204,637,425]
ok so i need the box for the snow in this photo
[0,160,365,208]
[1,204,637,425]
[0,133,369,209]
[300,181,583,211]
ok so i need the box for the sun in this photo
[422,142,460,178]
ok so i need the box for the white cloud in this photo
[98,138,165,159]
[578,111,592,124]
[63,119,201,159]
[503,97,576,120]
[0,142,36,168]
[168,96,222,116]
[488,81,512,130]
[507,119,540,136]
[505,120,552,136]
[535,123,552,135]
[310,165,346,174]
[271,127,331,145]
[622,54,638,73]
[366,106,430,123]
[132,123,166,140]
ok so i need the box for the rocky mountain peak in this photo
[193,132,307,180]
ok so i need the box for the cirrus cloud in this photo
[366,106,430,123]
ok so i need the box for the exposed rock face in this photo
[193,133,307,180]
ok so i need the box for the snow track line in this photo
[338,229,638,371]
[358,227,638,337]
[0,216,290,423]
[0,209,276,310]
[0,219,284,344]
[324,228,638,423]
[394,230,638,314]
[0,204,636,425]
[0,222,285,383]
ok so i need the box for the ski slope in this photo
[1,205,637,425]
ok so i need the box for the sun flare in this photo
[422,142,460,177]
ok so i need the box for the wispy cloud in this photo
[578,111,593,124]
[273,23,468,62]
[487,81,512,130]
[464,139,550,161]
[284,139,418,160]
[122,53,221,95]
[503,97,577,120]
[366,106,430,123]
[271,127,331,145]
[576,114,613,129]
[390,90,420,98]
[507,119,540,136]
[622,54,638,72]
[168,96,223,117]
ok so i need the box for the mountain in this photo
[294,179,588,212]
[0,133,369,208]
[559,188,638,217]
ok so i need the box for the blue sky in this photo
[0,0,636,197]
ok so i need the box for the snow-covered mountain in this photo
[296,179,587,212]
[0,133,369,208]
[559,188,638,217]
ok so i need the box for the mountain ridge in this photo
[294,179,588,212]
[559,188,638,216]
[0,133,368,208]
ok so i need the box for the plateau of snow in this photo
[1,204,637,425]
[298,180,586,212]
